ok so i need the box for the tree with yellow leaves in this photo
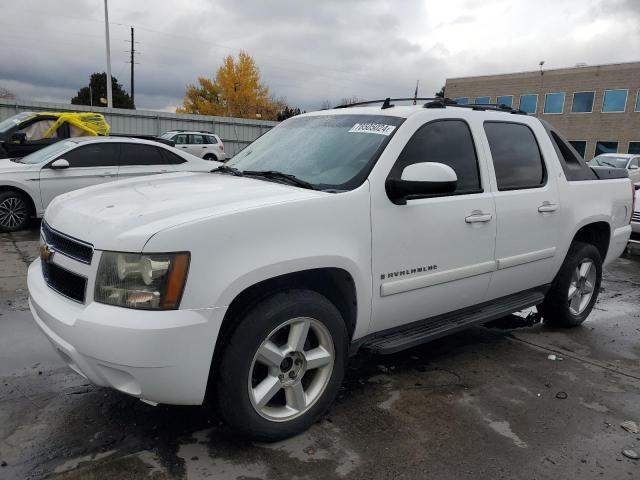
[177,51,284,120]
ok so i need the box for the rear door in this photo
[117,143,173,179]
[482,121,561,299]
[39,142,120,207]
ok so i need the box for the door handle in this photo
[465,212,493,223]
[538,202,559,213]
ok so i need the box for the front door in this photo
[39,142,120,208]
[370,118,497,333]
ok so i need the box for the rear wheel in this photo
[215,289,348,441]
[0,191,31,232]
[538,241,602,327]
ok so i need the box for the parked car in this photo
[631,185,640,245]
[588,153,640,184]
[28,99,633,441]
[0,111,110,159]
[159,130,227,161]
[0,136,219,232]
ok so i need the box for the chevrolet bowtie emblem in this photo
[40,244,54,263]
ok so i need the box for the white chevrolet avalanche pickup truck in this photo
[27,98,634,441]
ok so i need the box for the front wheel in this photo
[215,289,348,441]
[538,241,602,327]
[0,191,31,233]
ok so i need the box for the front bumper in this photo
[28,259,227,405]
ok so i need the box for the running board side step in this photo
[360,288,547,355]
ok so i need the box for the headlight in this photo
[95,252,190,310]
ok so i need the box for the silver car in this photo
[589,153,640,184]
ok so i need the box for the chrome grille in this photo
[41,222,93,264]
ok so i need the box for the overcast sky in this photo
[1,0,638,112]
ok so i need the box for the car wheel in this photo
[203,154,218,161]
[0,191,31,233]
[215,289,348,441]
[538,241,602,327]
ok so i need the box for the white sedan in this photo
[0,136,220,232]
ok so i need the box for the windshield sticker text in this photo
[349,123,396,136]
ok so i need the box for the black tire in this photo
[215,289,348,441]
[203,154,218,161]
[0,190,31,233]
[538,241,602,327]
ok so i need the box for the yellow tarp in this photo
[30,112,110,138]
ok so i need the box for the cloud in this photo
[0,0,638,111]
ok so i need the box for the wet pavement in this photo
[1,224,639,479]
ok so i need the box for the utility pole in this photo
[103,0,113,108]
[130,27,135,105]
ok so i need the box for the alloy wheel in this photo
[568,259,597,315]
[0,196,28,230]
[248,317,335,422]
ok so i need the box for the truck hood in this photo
[45,172,324,252]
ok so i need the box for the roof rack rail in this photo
[335,97,444,109]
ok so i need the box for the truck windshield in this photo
[0,112,34,134]
[227,114,404,190]
[589,156,629,168]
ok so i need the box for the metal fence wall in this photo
[0,99,278,157]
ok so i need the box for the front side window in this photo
[173,134,188,145]
[569,141,587,158]
[629,142,640,155]
[571,92,595,113]
[388,120,481,194]
[475,96,491,104]
[544,93,565,114]
[55,143,120,168]
[484,122,545,190]
[519,94,537,114]
[602,89,628,113]
[454,97,469,105]
[119,144,166,166]
[496,95,513,107]
[228,114,404,190]
[594,141,618,156]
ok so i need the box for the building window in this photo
[496,95,513,107]
[571,92,595,113]
[519,94,537,114]
[569,141,587,158]
[636,89,640,112]
[454,97,469,105]
[595,141,618,156]
[475,96,491,104]
[629,142,640,155]
[602,89,628,113]
[544,93,565,114]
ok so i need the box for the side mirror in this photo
[386,162,458,205]
[11,132,27,144]
[50,159,70,170]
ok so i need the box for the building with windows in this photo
[444,61,640,160]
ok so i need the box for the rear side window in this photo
[58,143,120,168]
[390,119,481,194]
[160,148,187,165]
[484,122,545,190]
[119,144,166,166]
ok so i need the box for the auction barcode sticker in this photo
[348,123,396,136]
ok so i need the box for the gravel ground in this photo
[1,224,639,479]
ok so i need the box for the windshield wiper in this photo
[211,165,243,176]
[243,170,316,190]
